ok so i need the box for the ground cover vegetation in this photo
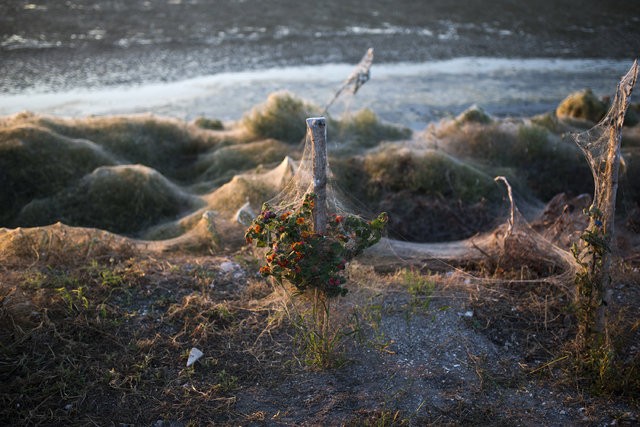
[1,87,640,425]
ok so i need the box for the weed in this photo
[86,260,126,287]
[215,369,238,392]
[56,285,90,313]
[349,300,393,353]
[20,271,49,289]
[287,290,349,369]
[401,268,434,310]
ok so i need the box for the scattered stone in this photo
[186,347,203,367]
[234,202,255,227]
[218,260,245,280]
[219,261,239,273]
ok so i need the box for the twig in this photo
[527,355,569,374]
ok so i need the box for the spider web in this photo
[266,119,365,220]
[262,59,639,292]
[481,60,638,287]
[571,60,638,232]
[265,49,377,220]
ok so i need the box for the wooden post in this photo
[306,117,327,234]
[592,61,638,341]
[307,117,330,360]
[575,60,638,348]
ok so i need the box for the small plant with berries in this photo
[245,193,387,297]
[245,192,387,367]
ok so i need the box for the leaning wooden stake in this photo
[306,117,328,234]
[575,60,638,348]
[593,61,637,341]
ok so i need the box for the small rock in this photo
[234,202,255,227]
[186,347,203,367]
[219,260,245,280]
[219,261,239,273]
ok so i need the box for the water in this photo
[1,0,639,126]
[0,58,633,131]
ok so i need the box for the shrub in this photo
[437,121,592,201]
[195,139,291,186]
[455,105,492,125]
[330,109,411,148]
[194,117,224,130]
[0,124,116,225]
[363,146,498,203]
[17,165,200,235]
[556,89,607,123]
[245,193,387,297]
[332,146,503,241]
[242,92,320,144]
[36,115,216,181]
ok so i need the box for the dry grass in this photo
[1,225,639,425]
[463,252,640,401]
[0,246,286,425]
[2,95,640,424]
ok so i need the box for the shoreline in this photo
[1,57,634,130]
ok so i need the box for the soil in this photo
[1,223,639,425]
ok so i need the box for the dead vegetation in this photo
[1,89,640,425]
[0,212,639,425]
